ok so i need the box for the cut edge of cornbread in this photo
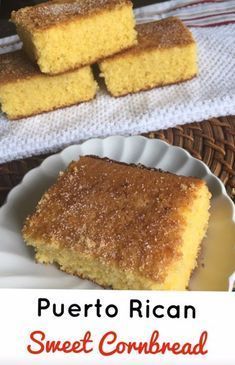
[12,1,137,75]
[163,183,210,290]
[0,52,98,120]
[1,95,97,121]
[23,158,211,290]
[99,17,198,96]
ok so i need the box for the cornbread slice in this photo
[23,156,211,290]
[0,51,98,120]
[99,17,197,96]
[11,0,137,75]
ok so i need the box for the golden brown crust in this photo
[23,156,204,282]
[0,50,39,85]
[102,17,195,62]
[11,0,132,31]
[137,17,195,49]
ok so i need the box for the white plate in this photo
[0,136,234,290]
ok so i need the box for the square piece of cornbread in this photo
[0,51,98,120]
[99,17,197,96]
[11,0,137,75]
[23,156,211,290]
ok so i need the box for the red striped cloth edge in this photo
[135,0,235,27]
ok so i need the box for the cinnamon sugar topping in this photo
[23,156,203,282]
[0,51,39,85]
[11,0,131,30]
[136,17,195,49]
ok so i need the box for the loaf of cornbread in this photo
[0,51,98,120]
[11,0,137,75]
[23,156,211,290]
[99,17,197,96]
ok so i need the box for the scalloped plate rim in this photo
[0,135,234,290]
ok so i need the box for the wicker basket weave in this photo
[0,116,234,206]
[145,116,235,199]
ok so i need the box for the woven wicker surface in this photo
[0,116,234,206]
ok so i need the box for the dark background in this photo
[0,0,166,37]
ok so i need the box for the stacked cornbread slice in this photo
[99,17,197,96]
[11,0,137,75]
[0,0,197,120]
[0,0,137,119]
[0,51,98,119]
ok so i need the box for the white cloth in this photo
[0,2,235,163]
